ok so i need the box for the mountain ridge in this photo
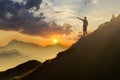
[0,37,68,62]
[1,39,67,48]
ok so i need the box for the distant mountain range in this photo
[0,39,67,71]
[0,39,67,61]
[19,15,120,80]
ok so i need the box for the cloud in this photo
[0,0,73,38]
[0,0,43,30]
[80,0,99,7]
[83,0,99,5]
[25,0,42,10]
[22,21,73,38]
[91,0,99,4]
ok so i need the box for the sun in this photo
[52,37,59,45]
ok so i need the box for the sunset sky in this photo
[0,0,120,47]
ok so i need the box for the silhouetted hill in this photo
[21,15,120,80]
[0,60,41,80]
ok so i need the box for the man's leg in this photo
[85,31,87,36]
[83,31,85,37]
[83,27,86,37]
[85,27,87,36]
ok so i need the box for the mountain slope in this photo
[0,60,41,80]
[22,15,120,80]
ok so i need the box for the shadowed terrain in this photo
[0,60,41,80]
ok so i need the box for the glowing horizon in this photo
[0,30,75,47]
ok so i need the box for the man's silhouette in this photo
[77,17,88,37]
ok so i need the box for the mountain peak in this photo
[8,39,42,47]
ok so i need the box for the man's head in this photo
[84,17,87,20]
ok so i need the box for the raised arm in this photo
[76,17,84,21]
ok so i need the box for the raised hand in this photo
[76,17,83,21]
[76,17,80,19]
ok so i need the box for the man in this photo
[77,17,88,37]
